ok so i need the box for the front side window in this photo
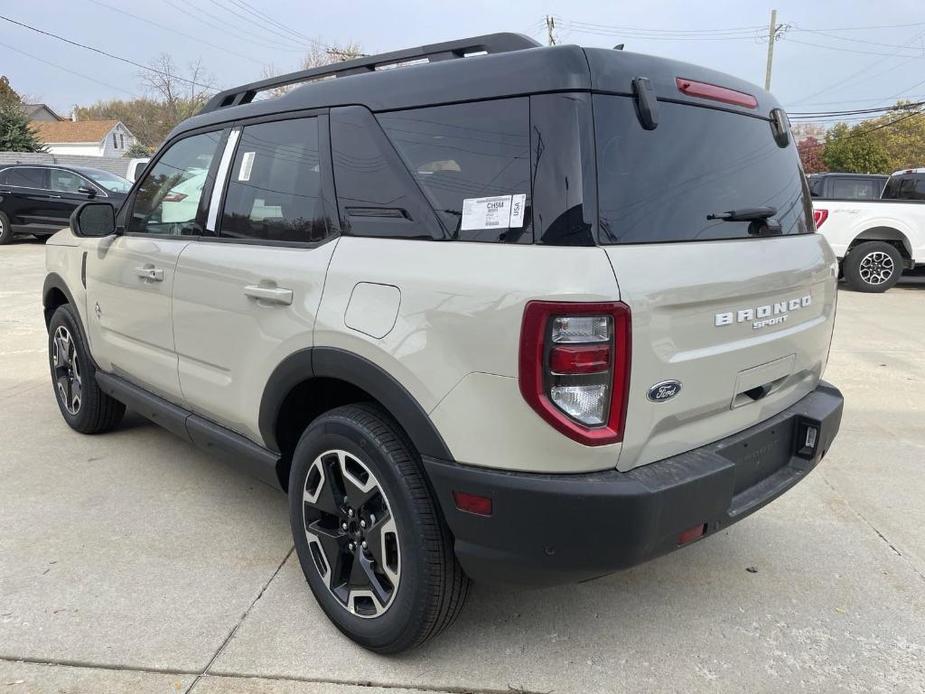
[377,98,532,242]
[127,131,222,235]
[50,169,93,194]
[220,118,328,243]
[78,169,131,194]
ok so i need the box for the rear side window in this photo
[830,177,881,200]
[886,174,925,200]
[1,167,48,188]
[377,98,532,242]
[594,95,812,243]
[220,118,328,243]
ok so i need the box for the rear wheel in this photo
[48,304,125,433]
[288,403,468,653]
[843,241,903,293]
[0,212,13,245]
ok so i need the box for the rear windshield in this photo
[882,174,925,200]
[594,95,812,244]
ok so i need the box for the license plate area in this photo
[723,422,794,496]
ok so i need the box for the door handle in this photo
[48,194,63,199]
[135,266,165,282]
[243,284,293,305]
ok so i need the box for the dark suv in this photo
[0,164,130,244]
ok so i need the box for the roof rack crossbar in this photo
[201,33,541,114]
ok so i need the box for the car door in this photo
[0,167,55,232]
[85,129,225,402]
[172,114,339,442]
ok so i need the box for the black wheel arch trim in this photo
[42,273,97,370]
[259,346,454,462]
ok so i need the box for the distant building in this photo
[29,119,138,157]
[22,103,65,122]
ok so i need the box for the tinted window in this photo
[76,168,131,194]
[127,131,222,235]
[378,99,532,242]
[331,105,444,240]
[1,167,48,188]
[831,178,880,200]
[595,95,812,243]
[808,176,824,198]
[220,118,328,243]
[50,169,92,194]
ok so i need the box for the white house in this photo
[29,119,138,157]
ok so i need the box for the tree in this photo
[798,136,827,173]
[140,54,215,126]
[823,122,890,173]
[262,42,364,97]
[0,100,46,152]
[75,98,167,149]
[0,75,20,109]
[125,142,152,158]
[865,103,925,172]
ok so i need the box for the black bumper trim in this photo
[423,381,843,586]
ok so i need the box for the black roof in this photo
[173,33,781,139]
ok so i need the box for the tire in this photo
[48,304,125,434]
[842,241,903,293]
[289,403,469,653]
[0,211,13,245]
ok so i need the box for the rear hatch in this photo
[586,51,838,471]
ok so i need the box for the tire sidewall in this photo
[844,242,903,293]
[48,305,98,429]
[0,211,13,244]
[288,412,430,648]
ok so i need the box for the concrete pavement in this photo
[1,238,923,693]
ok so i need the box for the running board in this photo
[95,372,283,490]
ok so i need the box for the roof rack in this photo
[201,33,541,114]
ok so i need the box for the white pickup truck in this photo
[814,168,925,292]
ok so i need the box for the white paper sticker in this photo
[237,151,255,181]
[460,194,527,231]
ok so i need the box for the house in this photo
[23,103,64,121]
[29,119,138,157]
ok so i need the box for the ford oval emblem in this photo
[647,380,682,402]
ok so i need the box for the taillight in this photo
[813,208,828,229]
[519,301,631,445]
[676,77,758,109]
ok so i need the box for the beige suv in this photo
[43,34,844,653]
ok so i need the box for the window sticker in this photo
[460,194,526,231]
[238,151,255,181]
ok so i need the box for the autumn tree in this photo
[797,136,827,173]
[823,122,890,173]
[864,103,925,172]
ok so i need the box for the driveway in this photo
[1,239,924,693]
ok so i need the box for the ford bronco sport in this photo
[43,34,844,653]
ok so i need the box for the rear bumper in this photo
[423,381,843,586]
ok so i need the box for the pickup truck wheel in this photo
[48,305,125,433]
[289,403,469,653]
[843,241,903,293]
[0,212,13,245]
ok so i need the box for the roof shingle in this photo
[30,119,120,144]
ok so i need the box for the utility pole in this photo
[763,9,790,91]
[545,15,557,46]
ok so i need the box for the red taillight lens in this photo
[812,208,828,229]
[676,77,758,109]
[678,524,707,545]
[519,301,631,446]
[163,192,188,202]
[549,344,611,375]
[453,491,493,516]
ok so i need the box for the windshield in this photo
[76,168,132,194]
[594,95,812,244]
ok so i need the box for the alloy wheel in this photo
[301,449,401,618]
[52,325,81,415]
[858,250,894,286]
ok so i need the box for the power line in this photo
[0,14,214,90]
[784,36,925,58]
[160,0,304,52]
[205,0,316,49]
[224,0,314,44]
[85,0,266,65]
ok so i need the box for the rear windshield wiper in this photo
[706,207,777,222]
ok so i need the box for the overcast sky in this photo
[5,0,925,126]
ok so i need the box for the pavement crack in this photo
[185,545,294,694]
[820,473,925,584]
[0,654,197,677]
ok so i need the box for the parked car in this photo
[807,172,887,200]
[0,165,130,244]
[43,34,844,653]
[881,168,925,200]
[813,168,925,291]
[126,157,150,183]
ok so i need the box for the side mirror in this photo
[77,186,97,198]
[70,201,116,238]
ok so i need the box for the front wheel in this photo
[288,403,469,653]
[843,241,903,293]
[0,211,13,245]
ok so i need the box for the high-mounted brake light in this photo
[812,208,828,229]
[519,301,631,445]
[676,77,758,109]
